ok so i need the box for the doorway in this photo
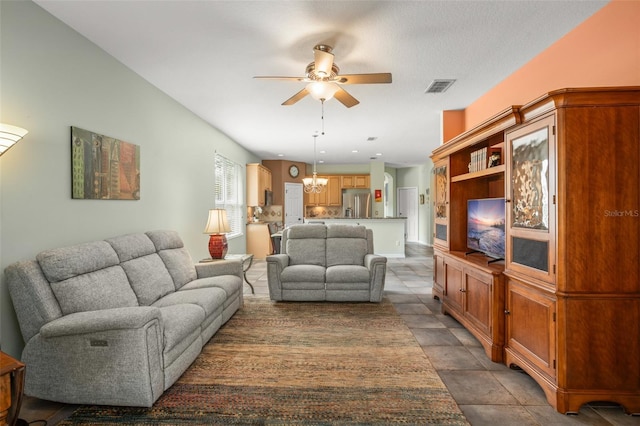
[397,187,418,242]
[284,182,303,228]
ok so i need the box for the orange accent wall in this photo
[462,0,640,131]
[442,110,465,144]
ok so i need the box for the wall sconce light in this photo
[203,208,231,259]
[0,123,29,156]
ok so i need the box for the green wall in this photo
[396,161,433,245]
[0,1,259,357]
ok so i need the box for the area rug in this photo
[60,297,469,425]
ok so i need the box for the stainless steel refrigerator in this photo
[342,189,371,218]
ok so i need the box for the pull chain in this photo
[321,100,325,135]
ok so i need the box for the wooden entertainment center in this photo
[431,87,639,415]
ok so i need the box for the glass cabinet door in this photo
[505,115,556,284]
[433,159,449,249]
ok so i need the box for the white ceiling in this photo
[35,0,607,167]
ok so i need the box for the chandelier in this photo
[302,134,328,193]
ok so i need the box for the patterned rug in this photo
[60,297,469,425]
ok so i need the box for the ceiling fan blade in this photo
[254,76,306,81]
[337,73,392,84]
[282,88,309,106]
[314,47,334,77]
[333,87,360,108]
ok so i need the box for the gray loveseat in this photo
[5,230,243,407]
[266,224,387,302]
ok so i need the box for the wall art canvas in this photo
[71,126,140,200]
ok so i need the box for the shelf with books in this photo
[451,164,505,183]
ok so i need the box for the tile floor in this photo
[17,243,640,425]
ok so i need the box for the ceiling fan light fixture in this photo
[306,81,339,101]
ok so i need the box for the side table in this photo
[201,254,255,294]
[0,351,25,426]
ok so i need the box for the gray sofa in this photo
[266,224,387,302]
[5,230,243,407]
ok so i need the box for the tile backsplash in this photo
[249,205,283,223]
[305,206,343,218]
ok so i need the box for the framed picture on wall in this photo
[71,126,140,200]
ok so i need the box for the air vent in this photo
[425,79,456,94]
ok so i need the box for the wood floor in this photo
[16,243,638,425]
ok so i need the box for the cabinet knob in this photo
[459,288,466,293]
[504,309,511,315]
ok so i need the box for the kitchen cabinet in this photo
[246,163,272,206]
[304,175,341,206]
[341,175,369,188]
[246,223,272,259]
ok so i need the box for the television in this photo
[467,198,506,260]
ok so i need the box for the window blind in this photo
[214,154,244,238]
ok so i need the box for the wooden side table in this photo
[200,254,255,294]
[0,351,25,426]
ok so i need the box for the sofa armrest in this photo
[266,254,289,269]
[195,259,243,280]
[24,306,165,407]
[40,306,162,338]
[365,254,387,302]
[266,254,290,301]
[365,254,387,270]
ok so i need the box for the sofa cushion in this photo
[158,248,198,289]
[106,233,157,262]
[121,254,176,306]
[285,225,328,266]
[326,238,368,267]
[326,265,370,283]
[50,266,138,315]
[37,241,120,283]
[157,304,204,365]
[146,230,197,289]
[152,287,226,319]
[326,224,367,239]
[280,264,326,283]
[286,224,327,239]
[180,275,242,307]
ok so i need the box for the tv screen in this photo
[467,198,506,259]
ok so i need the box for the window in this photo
[214,153,244,238]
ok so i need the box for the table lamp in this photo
[0,123,29,156]
[204,209,231,259]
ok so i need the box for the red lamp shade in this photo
[204,209,231,259]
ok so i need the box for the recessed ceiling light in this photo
[376,153,383,156]
[352,150,359,153]
[277,153,284,157]
[318,160,324,164]
[319,150,326,154]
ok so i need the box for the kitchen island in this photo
[304,217,406,257]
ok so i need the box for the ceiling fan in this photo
[254,44,392,108]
